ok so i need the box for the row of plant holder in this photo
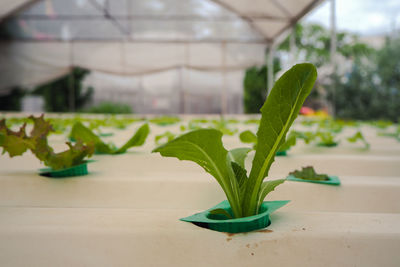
[35,160,340,234]
[1,114,340,234]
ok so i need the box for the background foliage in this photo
[32,67,93,112]
[244,23,399,122]
[83,101,133,114]
[243,59,281,113]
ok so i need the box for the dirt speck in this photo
[257,229,273,233]
[226,237,232,242]
[251,253,254,256]
[225,232,235,237]
[302,228,306,231]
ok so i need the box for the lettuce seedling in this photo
[289,166,329,181]
[70,122,149,154]
[347,131,370,149]
[0,115,94,170]
[378,126,400,142]
[240,129,297,153]
[239,130,257,149]
[210,118,238,136]
[243,119,260,125]
[292,130,316,144]
[315,131,338,147]
[155,131,176,145]
[153,63,317,218]
[149,116,180,126]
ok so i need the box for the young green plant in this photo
[153,63,317,218]
[0,115,94,170]
[69,122,149,154]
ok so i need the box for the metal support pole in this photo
[330,0,337,117]
[68,42,75,112]
[179,66,185,114]
[267,44,274,96]
[290,25,296,66]
[221,42,228,114]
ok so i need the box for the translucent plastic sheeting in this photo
[84,68,244,113]
[0,42,70,89]
[0,41,266,90]
[0,0,324,95]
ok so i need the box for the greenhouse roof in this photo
[0,0,325,93]
[1,0,324,43]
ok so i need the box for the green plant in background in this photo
[279,23,373,68]
[239,129,297,154]
[244,118,260,124]
[154,63,317,218]
[149,116,181,126]
[155,131,176,145]
[292,130,316,144]
[239,130,257,149]
[84,101,133,114]
[370,120,393,129]
[378,125,400,142]
[347,131,370,149]
[209,118,238,136]
[277,132,297,153]
[289,166,329,181]
[315,131,338,147]
[327,36,400,123]
[0,115,94,170]
[243,59,281,113]
[70,122,149,154]
[32,67,93,112]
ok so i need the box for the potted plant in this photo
[153,63,317,233]
[0,115,94,177]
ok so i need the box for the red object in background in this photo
[300,106,315,115]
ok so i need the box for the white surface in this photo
[0,115,400,266]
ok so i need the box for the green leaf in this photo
[115,123,149,153]
[289,166,329,181]
[153,129,242,217]
[242,63,317,216]
[149,116,180,126]
[210,119,237,136]
[70,122,148,154]
[293,130,316,144]
[347,131,370,149]
[155,131,176,145]
[239,130,257,144]
[257,179,285,208]
[231,162,248,188]
[227,147,251,168]
[40,141,95,170]
[0,120,33,157]
[316,131,338,146]
[70,122,113,154]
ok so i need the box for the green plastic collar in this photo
[276,150,287,156]
[181,200,290,233]
[286,175,341,185]
[39,162,89,178]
